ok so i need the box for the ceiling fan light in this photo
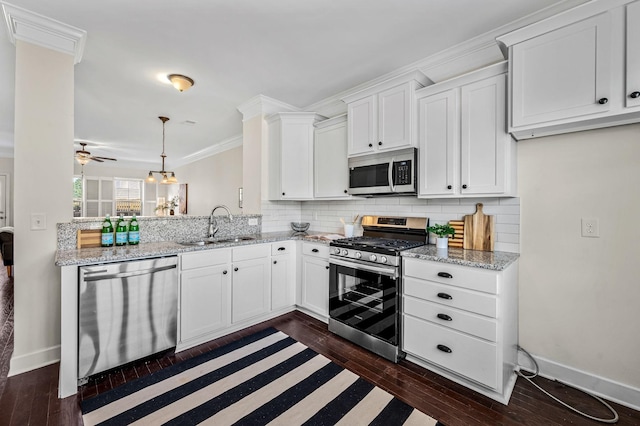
[76,155,90,166]
[146,171,156,183]
[167,74,194,92]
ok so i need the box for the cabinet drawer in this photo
[181,248,231,271]
[403,296,496,342]
[404,276,496,318]
[271,241,295,256]
[233,244,270,262]
[403,314,498,390]
[404,258,498,294]
[302,243,329,258]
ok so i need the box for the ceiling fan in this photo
[75,142,117,165]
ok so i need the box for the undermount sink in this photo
[216,236,256,243]
[179,240,216,246]
[179,236,256,246]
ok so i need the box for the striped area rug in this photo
[81,327,440,425]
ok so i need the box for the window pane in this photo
[114,179,143,216]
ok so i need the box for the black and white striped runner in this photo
[81,328,438,425]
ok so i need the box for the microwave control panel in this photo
[393,160,412,185]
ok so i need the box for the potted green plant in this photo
[427,223,455,249]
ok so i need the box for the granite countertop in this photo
[402,245,519,271]
[55,231,333,266]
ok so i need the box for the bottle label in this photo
[116,232,128,245]
[101,233,114,246]
[128,231,140,244]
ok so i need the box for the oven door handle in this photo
[330,257,398,278]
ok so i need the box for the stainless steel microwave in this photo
[348,148,417,196]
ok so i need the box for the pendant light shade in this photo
[146,116,178,184]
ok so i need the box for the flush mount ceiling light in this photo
[146,116,178,184]
[167,74,194,92]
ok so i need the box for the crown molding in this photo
[237,94,300,121]
[2,2,86,63]
[170,134,243,168]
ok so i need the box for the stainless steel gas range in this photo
[328,215,428,362]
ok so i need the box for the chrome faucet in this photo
[208,205,233,238]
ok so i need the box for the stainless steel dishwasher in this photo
[78,256,178,381]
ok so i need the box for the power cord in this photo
[517,346,619,424]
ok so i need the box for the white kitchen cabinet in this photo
[271,242,296,311]
[299,242,330,320]
[266,112,325,200]
[497,0,640,139]
[314,114,350,199]
[343,71,431,157]
[179,249,231,343]
[231,244,271,323]
[417,63,516,198]
[401,257,518,404]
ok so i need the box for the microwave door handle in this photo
[388,160,395,192]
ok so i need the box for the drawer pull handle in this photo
[437,313,452,321]
[437,272,453,278]
[278,247,286,251]
[437,344,452,353]
[223,270,228,275]
[437,292,452,300]
[312,248,319,253]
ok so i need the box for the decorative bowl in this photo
[290,222,310,232]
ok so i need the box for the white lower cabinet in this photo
[271,242,296,311]
[231,244,271,323]
[300,242,330,320]
[179,249,231,342]
[401,257,519,404]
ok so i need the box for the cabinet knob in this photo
[437,292,452,300]
[378,141,382,146]
[312,248,319,253]
[273,260,277,264]
[598,97,608,105]
[282,192,285,196]
[630,91,640,99]
[326,265,330,270]
[437,313,453,321]
[462,184,468,189]
[223,270,228,275]
[437,272,453,279]
[344,189,348,194]
[234,267,239,272]
[368,143,373,148]
[437,344,452,353]
[447,185,452,190]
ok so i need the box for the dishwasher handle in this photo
[83,263,176,281]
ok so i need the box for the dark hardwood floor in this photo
[0,274,638,425]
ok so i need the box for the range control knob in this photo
[380,256,388,264]
[369,254,377,262]
[341,249,348,256]
[333,248,341,255]
[355,252,362,259]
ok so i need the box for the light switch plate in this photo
[31,213,47,230]
[248,218,258,226]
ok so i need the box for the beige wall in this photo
[11,41,74,374]
[0,157,14,226]
[518,123,640,388]
[242,115,264,214]
[174,146,243,216]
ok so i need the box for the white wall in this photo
[518,123,640,389]
[174,146,243,216]
[11,41,74,374]
[0,157,14,226]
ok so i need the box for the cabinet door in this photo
[314,120,350,198]
[232,257,271,323]
[347,95,377,156]
[461,74,509,195]
[280,121,314,200]
[180,264,230,341]
[418,89,459,197]
[378,83,412,151]
[626,1,640,109]
[511,12,612,127]
[271,254,295,311]
[301,256,329,317]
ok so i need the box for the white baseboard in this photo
[518,351,640,412]
[9,345,60,377]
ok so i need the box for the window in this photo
[73,176,146,217]
[73,177,83,217]
[115,179,142,216]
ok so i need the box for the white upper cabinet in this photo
[417,63,516,198]
[343,71,431,157]
[314,114,351,199]
[497,0,640,139]
[266,112,325,200]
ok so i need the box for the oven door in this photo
[329,257,399,345]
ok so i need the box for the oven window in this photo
[349,163,389,188]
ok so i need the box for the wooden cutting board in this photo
[77,229,102,248]
[463,203,494,251]
[448,220,464,248]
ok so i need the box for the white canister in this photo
[344,224,354,238]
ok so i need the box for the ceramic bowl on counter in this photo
[290,222,310,232]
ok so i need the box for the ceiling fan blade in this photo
[92,158,104,163]
[92,156,117,161]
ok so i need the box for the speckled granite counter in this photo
[55,231,332,266]
[402,245,519,271]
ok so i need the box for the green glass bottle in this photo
[115,214,128,246]
[101,214,114,247]
[128,214,140,245]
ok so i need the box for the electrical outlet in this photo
[581,218,599,238]
[31,213,47,230]
[248,218,258,226]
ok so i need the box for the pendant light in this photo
[146,116,178,184]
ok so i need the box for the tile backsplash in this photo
[262,197,520,253]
